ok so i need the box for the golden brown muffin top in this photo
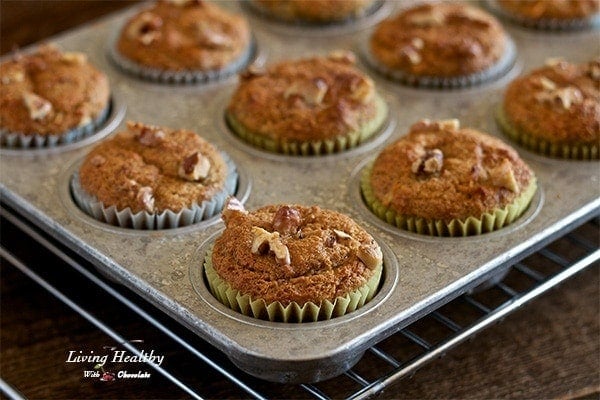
[79,122,228,214]
[116,0,251,71]
[369,119,536,222]
[497,0,599,20]
[503,58,600,145]
[252,0,377,22]
[227,51,382,142]
[370,2,508,77]
[211,200,382,306]
[0,44,110,136]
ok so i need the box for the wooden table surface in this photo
[1,2,599,399]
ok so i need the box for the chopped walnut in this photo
[545,57,565,67]
[401,46,422,65]
[61,51,87,65]
[1,69,24,85]
[178,152,210,181]
[239,65,265,80]
[272,206,302,236]
[408,10,445,27]
[22,92,53,120]
[357,242,382,270]
[251,227,291,266]
[284,78,328,106]
[349,76,375,104]
[411,149,444,176]
[127,12,163,45]
[587,60,600,81]
[221,197,247,224]
[136,186,155,213]
[488,159,519,193]
[196,21,234,49]
[89,154,106,167]
[327,50,357,65]
[539,77,557,91]
[535,85,583,110]
[411,37,424,50]
[410,119,460,133]
[78,114,92,128]
[129,122,166,147]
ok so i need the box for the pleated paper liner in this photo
[496,106,599,160]
[1,103,110,149]
[360,163,538,237]
[203,247,383,323]
[483,0,600,31]
[109,38,256,84]
[225,94,388,155]
[70,152,238,230]
[361,37,517,89]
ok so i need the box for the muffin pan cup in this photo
[1,1,599,384]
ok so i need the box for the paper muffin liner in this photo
[203,247,383,322]
[362,36,517,89]
[109,39,256,84]
[483,0,600,30]
[70,152,238,230]
[225,95,388,155]
[360,163,538,237]
[1,103,110,149]
[496,106,599,160]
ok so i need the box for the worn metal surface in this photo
[1,1,598,384]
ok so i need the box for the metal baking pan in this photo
[1,1,598,384]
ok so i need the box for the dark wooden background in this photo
[1,1,599,399]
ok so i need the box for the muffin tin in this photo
[1,1,598,384]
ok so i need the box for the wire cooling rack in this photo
[1,202,598,399]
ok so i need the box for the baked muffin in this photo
[72,122,237,229]
[367,2,515,87]
[494,0,600,29]
[226,51,388,155]
[497,58,599,160]
[204,199,383,322]
[113,0,253,83]
[249,0,379,23]
[361,119,538,236]
[0,44,110,148]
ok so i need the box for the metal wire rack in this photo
[1,202,598,399]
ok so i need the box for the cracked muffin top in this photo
[370,2,509,78]
[226,51,386,143]
[368,119,536,222]
[79,122,228,214]
[0,44,110,136]
[211,200,383,306]
[502,58,600,146]
[116,0,251,71]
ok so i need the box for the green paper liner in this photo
[225,95,388,156]
[203,248,383,322]
[360,163,538,237]
[496,106,599,160]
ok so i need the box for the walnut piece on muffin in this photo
[363,119,538,236]
[116,0,251,72]
[226,51,388,155]
[78,121,230,215]
[498,58,599,159]
[369,2,511,82]
[206,200,383,321]
[0,44,110,137]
